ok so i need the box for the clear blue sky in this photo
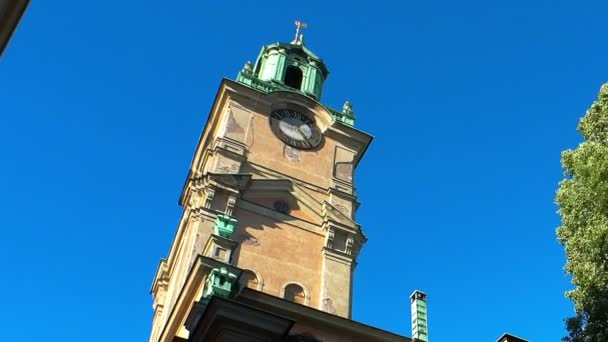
[2,1,606,341]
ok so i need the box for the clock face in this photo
[269,109,322,149]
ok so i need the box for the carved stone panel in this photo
[283,145,301,162]
[333,146,355,183]
[223,102,251,143]
[214,154,241,174]
[329,193,352,219]
[334,162,353,182]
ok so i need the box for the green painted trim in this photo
[328,108,355,127]
[213,214,237,239]
[410,291,429,342]
[201,267,238,304]
[236,70,355,127]
[245,41,329,101]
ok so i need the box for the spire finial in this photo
[292,20,308,45]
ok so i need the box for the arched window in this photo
[284,66,303,90]
[240,269,264,291]
[283,283,306,304]
[241,270,260,290]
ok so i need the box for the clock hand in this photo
[295,126,312,148]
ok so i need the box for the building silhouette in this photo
[148,22,526,342]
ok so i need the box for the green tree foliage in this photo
[557,83,608,342]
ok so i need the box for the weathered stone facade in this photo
[149,78,372,342]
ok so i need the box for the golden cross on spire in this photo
[292,20,307,45]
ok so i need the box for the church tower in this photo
[149,23,394,342]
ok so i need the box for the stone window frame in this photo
[280,281,310,305]
[241,268,264,291]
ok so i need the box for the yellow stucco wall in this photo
[233,207,324,307]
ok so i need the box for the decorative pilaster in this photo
[319,213,367,318]
[225,194,237,216]
[185,177,218,221]
[204,187,216,209]
[345,234,354,255]
[319,248,354,318]
[150,260,169,342]
[326,227,335,249]
[152,276,168,319]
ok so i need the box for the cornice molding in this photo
[187,296,294,342]
[322,247,354,265]
[322,202,359,231]
[325,123,373,168]
[329,177,356,197]
[151,259,169,295]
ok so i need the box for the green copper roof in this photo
[236,69,355,127]
[238,40,329,101]
[260,42,328,74]
[235,33,357,126]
